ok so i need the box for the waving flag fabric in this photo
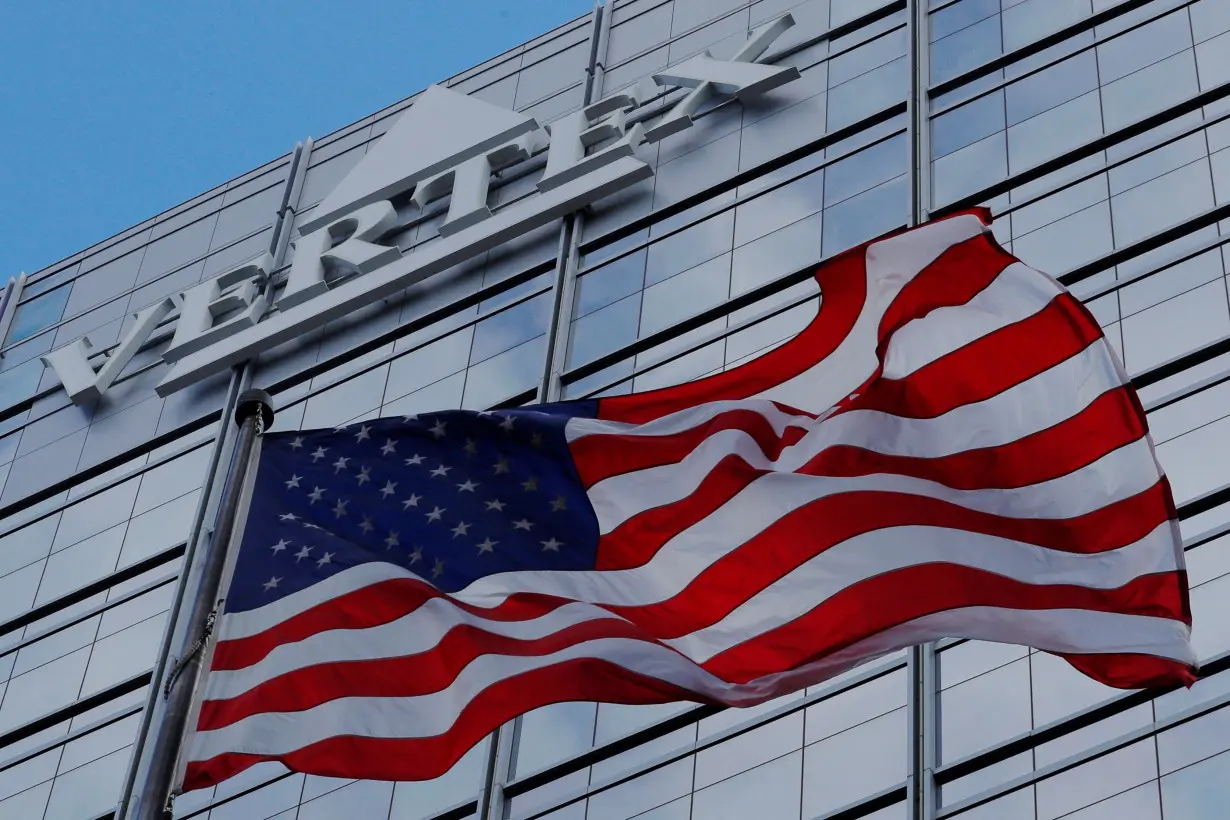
[181,209,1195,791]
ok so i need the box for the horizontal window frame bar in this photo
[0,568,179,662]
[933,78,1230,218]
[928,0,1197,120]
[0,433,214,542]
[579,99,907,258]
[20,157,293,295]
[928,0,1158,99]
[812,782,908,820]
[0,669,151,754]
[0,701,143,777]
[504,656,908,811]
[936,660,1230,817]
[576,125,907,279]
[565,195,1230,402]
[934,648,1230,788]
[0,542,186,641]
[990,88,1230,225]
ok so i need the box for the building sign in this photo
[44,15,801,405]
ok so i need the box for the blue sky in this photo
[0,0,595,278]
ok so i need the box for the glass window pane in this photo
[8,285,71,345]
[1161,746,1230,818]
[801,708,906,817]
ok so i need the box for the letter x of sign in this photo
[44,14,800,405]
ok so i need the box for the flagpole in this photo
[130,388,275,820]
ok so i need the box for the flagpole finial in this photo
[235,388,275,430]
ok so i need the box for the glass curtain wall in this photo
[2,1,1230,818]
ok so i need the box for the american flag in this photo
[181,210,1195,790]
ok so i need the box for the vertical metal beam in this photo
[0,274,26,354]
[131,387,274,820]
[118,141,310,820]
[487,7,609,817]
[906,2,938,818]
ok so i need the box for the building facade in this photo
[1,0,1230,818]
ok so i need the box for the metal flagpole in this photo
[130,388,276,820]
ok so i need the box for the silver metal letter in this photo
[538,89,646,192]
[279,202,401,311]
[162,253,273,362]
[42,297,176,405]
[412,132,546,237]
[644,14,800,142]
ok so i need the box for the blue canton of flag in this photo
[225,407,600,613]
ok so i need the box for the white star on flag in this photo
[270,539,290,554]
[485,499,506,512]
[402,493,422,509]
[294,546,312,562]
[308,487,326,504]
[359,516,375,534]
[279,512,299,522]
[426,506,445,522]
[288,437,304,450]
[356,466,372,485]
[408,546,423,564]
[380,481,397,499]
[384,531,400,549]
[284,474,302,490]
[333,499,349,518]
[317,552,334,567]
[451,521,471,538]
[311,446,327,462]
[381,439,397,456]
[541,537,562,552]
[333,456,350,473]
[355,425,371,442]
[512,518,534,531]
[405,454,425,466]
[430,464,452,478]
[477,537,497,554]
[429,420,448,439]
[262,577,281,591]
[457,479,479,493]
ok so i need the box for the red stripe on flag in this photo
[184,658,707,790]
[804,386,1147,490]
[198,617,657,732]
[702,567,1191,685]
[857,293,1104,419]
[571,407,807,489]
[595,250,867,425]
[212,580,568,672]
[603,482,1174,640]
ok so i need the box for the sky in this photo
[0,0,596,279]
